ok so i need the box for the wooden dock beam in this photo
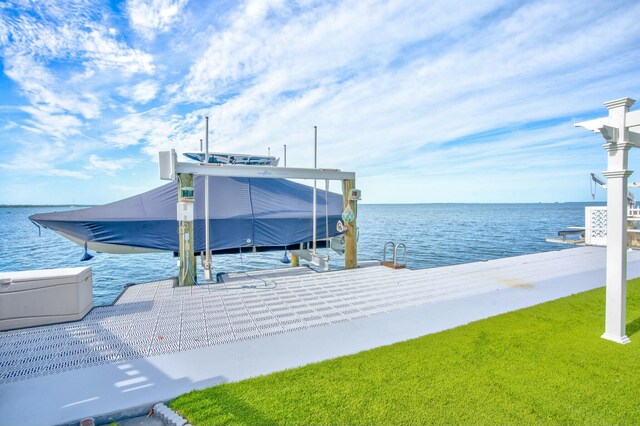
[178,173,196,286]
[342,179,358,269]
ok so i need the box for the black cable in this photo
[208,243,278,291]
[237,245,278,289]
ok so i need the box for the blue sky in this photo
[1,0,639,205]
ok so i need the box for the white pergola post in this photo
[577,97,638,344]
[602,99,634,344]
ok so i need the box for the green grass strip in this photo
[170,280,640,425]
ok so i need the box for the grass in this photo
[170,279,640,425]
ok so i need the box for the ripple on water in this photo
[0,203,590,306]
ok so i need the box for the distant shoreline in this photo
[0,202,603,208]
[0,205,94,208]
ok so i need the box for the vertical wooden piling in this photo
[342,179,357,269]
[178,173,196,286]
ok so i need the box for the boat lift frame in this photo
[159,149,358,285]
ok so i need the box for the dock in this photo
[2,246,640,425]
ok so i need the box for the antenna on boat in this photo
[203,116,213,281]
[284,144,287,167]
[313,126,317,254]
[268,147,271,156]
[205,117,210,160]
[325,179,329,257]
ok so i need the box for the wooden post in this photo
[291,252,299,267]
[178,173,196,286]
[342,179,357,269]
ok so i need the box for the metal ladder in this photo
[382,241,407,269]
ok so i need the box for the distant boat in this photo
[183,151,279,166]
[29,176,341,255]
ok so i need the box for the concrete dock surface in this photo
[1,246,638,425]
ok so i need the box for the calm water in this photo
[0,203,593,306]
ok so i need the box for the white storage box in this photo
[0,267,93,331]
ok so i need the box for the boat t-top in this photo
[183,151,279,166]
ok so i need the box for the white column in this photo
[601,97,635,344]
[602,169,631,343]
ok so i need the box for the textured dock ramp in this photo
[1,247,639,425]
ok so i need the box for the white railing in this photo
[585,206,640,247]
[629,206,640,217]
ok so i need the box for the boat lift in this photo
[159,149,359,285]
[590,172,638,206]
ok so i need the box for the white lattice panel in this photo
[586,206,607,246]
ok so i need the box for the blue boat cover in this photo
[29,176,343,253]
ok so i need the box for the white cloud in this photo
[3,55,99,138]
[180,0,504,101]
[20,107,83,139]
[2,0,640,204]
[0,140,90,180]
[1,6,155,75]
[174,0,640,177]
[1,121,18,130]
[118,80,160,104]
[47,169,90,179]
[0,1,157,150]
[85,154,136,174]
[127,0,188,41]
[81,28,155,74]
[104,106,201,151]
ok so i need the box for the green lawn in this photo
[170,279,640,425]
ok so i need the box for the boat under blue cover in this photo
[29,176,343,254]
